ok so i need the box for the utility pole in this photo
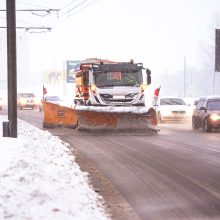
[214,29,220,95]
[6,0,17,138]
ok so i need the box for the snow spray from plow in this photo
[43,102,158,133]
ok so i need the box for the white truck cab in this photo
[87,62,151,106]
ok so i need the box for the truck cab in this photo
[74,61,151,106]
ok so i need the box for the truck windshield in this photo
[94,70,143,87]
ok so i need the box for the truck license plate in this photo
[113,95,125,99]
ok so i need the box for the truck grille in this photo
[99,94,134,104]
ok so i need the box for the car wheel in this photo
[203,118,212,132]
[192,117,198,130]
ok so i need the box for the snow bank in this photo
[0,115,109,220]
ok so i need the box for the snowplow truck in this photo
[42,59,158,132]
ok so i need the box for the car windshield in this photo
[160,98,186,105]
[19,93,35,98]
[45,96,60,101]
[207,101,220,110]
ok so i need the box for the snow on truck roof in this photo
[92,63,143,73]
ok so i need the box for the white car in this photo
[17,93,39,110]
[44,96,61,104]
[157,97,189,123]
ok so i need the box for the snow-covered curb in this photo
[0,115,109,220]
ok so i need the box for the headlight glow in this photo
[34,98,41,105]
[90,84,96,92]
[210,114,220,121]
[161,109,171,116]
[20,98,26,104]
[141,84,148,92]
[126,93,137,98]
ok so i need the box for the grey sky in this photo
[0,0,220,94]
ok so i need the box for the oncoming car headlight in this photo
[210,114,220,121]
[19,98,26,104]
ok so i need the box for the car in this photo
[192,96,220,132]
[0,98,2,110]
[17,93,39,110]
[157,96,189,123]
[44,95,61,104]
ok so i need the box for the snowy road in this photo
[12,109,220,220]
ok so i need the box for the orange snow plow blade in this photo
[42,101,78,128]
[76,107,158,133]
[42,102,158,133]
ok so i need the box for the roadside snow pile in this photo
[0,115,109,220]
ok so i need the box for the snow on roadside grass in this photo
[0,115,110,220]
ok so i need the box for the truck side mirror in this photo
[146,69,151,85]
[200,106,207,111]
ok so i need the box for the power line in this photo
[67,0,90,15]
[58,0,91,18]
[0,26,52,32]
[0,8,60,17]
[61,0,80,10]
[0,9,60,13]
[67,0,98,18]
[41,0,97,28]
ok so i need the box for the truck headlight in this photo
[210,114,220,121]
[141,84,148,92]
[90,84,96,92]
[125,93,137,98]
